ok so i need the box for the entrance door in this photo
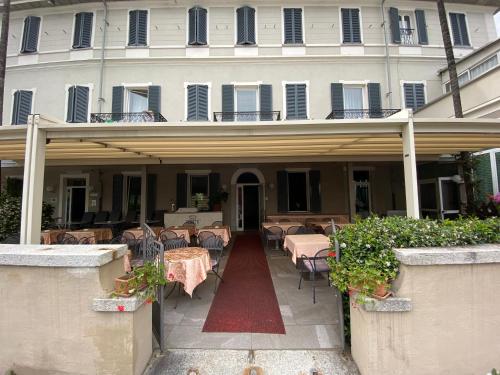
[63,178,87,225]
[419,177,460,219]
[438,177,460,219]
[243,185,259,230]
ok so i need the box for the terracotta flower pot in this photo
[372,283,391,299]
[114,274,137,297]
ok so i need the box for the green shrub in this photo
[0,190,54,241]
[329,216,500,302]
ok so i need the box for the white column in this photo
[139,166,147,225]
[402,113,420,219]
[20,116,47,244]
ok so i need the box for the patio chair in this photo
[211,220,223,226]
[159,230,179,248]
[297,226,315,234]
[200,235,225,292]
[78,236,95,244]
[93,211,109,225]
[197,230,216,245]
[164,237,189,251]
[61,233,79,245]
[183,220,196,225]
[298,248,331,304]
[286,226,304,235]
[71,211,94,229]
[263,226,283,250]
[324,225,341,236]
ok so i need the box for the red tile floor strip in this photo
[202,233,286,334]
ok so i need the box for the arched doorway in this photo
[231,169,265,231]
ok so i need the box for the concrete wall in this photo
[0,245,152,375]
[350,244,500,375]
[2,0,498,124]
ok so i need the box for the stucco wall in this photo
[351,245,500,375]
[0,247,152,375]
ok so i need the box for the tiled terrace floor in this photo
[163,234,342,350]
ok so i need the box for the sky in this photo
[496,13,500,36]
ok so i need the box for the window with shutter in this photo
[73,12,93,49]
[21,16,41,53]
[188,7,208,45]
[11,90,33,125]
[285,84,307,120]
[341,8,361,44]
[237,6,256,45]
[403,83,426,111]
[67,85,90,123]
[449,13,470,47]
[283,8,303,44]
[128,10,148,46]
[186,84,209,121]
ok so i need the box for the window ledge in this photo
[282,43,305,47]
[341,43,364,46]
[126,45,149,49]
[186,44,209,48]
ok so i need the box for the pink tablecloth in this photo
[41,229,67,244]
[164,247,211,296]
[283,234,331,264]
[66,228,113,243]
[198,226,231,246]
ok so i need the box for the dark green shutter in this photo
[73,86,89,123]
[450,13,469,46]
[112,174,124,214]
[128,10,138,45]
[197,85,209,120]
[286,84,307,120]
[12,90,33,125]
[112,86,124,121]
[284,8,302,44]
[277,171,288,213]
[187,85,198,120]
[129,10,148,46]
[176,173,188,208]
[415,10,428,45]
[21,16,40,53]
[404,83,425,111]
[237,6,256,45]
[67,86,75,122]
[188,7,207,45]
[221,84,234,121]
[330,83,344,119]
[259,84,273,121]
[389,8,401,44]
[148,85,161,119]
[309,170,321,213]
[146,174,157,220]
[458,14,469,46]
[73,12,93,48]
[367,83,382,118]
[414,84,425,110]
[342,9,361,44]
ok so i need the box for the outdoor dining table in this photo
[124,226,164,239]
[66,228,113,243]
[41,229,67,244]
[198,225,231,246]
[164,247,211,296]
[283,234,331,264]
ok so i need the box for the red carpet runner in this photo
[202,233,286,334]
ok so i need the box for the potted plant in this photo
[129,261,167,303]
[209,189,229,211]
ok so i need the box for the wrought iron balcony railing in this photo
[213,111,281,122]
[400,28,416,45]
[90,112,167,123]
[326,109,401,120]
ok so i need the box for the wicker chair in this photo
[297,226,315,234]
[286,226,304,235]
[197,230,216,245]
[211,221,223,226]
[200,235,225,292]
[298,248,331,304]
[164,237,189,251]
[323,224,341,236]
[264,226,283,250]
[61,233,79,245]
[78,236,95,244]
[183,220,196,225]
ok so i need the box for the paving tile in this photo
[165,325,252,350]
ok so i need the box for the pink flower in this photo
[328,251,336,258]
[493,193,500,204]
[168,273,175,280]
[117,305,125,312]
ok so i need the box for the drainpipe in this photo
[97,0,108,113]
[380,0,393,108]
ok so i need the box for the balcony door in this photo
[235,87,258,121]
[343,86,364,119]
[126,88,148,113]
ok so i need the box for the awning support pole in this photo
[402,111,420,219]
[20,115,46,244]
[140,165,147,225]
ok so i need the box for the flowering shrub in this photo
[328,216,500,303]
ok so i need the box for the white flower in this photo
[340,243,347,249]
[366,244,371,249]
[386,262,391,266]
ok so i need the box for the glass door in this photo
[419,179,439,219]
[343,86,364,118]
[236,88,258,121]
[439,177,460,219]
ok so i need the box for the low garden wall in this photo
[0,244,152,375]
[350,244,500,375]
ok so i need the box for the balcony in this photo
[326,109,401,120]
[400,28,416,45]
[213,111,281,122]
[90,112,167,123]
